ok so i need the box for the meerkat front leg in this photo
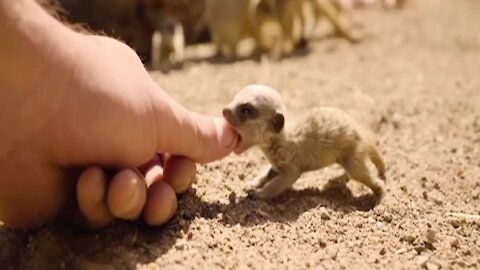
[246,165,278,190]
[171,23,185,67]
[249,167,301,200]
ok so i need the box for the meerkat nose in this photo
[222,108,231,119]
[222,107,238,126]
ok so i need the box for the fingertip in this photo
[107,169,147,220]
[151,93,239,163]
[144,163,164,187]
[163,156,196,194]
[214,117,239,150]
[192,116,239,164]
[143,181,177,226]
[138,154,162,175]
[77,167,114,229]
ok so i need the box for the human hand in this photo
[0,2,238,229]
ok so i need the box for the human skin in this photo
[0,0,238,230]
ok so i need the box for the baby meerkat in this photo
[223,85,386,200]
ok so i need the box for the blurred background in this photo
[36,0,406,72]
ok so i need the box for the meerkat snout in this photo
[223,85,286,154]
[222,107,236,126]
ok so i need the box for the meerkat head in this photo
[223,84,286,154]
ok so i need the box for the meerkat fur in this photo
[223,85,386,200]
[264,0,361,56]
[205,0,283,60]
[150,16,185,72]
[309,0,362,43]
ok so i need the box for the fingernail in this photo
[215,118,237,148]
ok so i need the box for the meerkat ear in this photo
[271,113,285,133]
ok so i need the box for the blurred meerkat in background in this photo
[150,17,185,72]
[205,0,283,60]
[272,0,311,54]
[309,0,362,43]
[142,4,185,72]
[272,0,361,55]
[139,0,209,45]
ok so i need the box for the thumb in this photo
[149,86,239,163]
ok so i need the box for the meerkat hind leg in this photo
[324,172,350,190]
[250,169,301,200]
[343,155,384,199]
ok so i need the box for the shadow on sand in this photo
[0,175,377,269]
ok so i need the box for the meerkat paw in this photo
[371,184,385,203]
[245,167,277,191]
[342,31,363,44]
[247,188,274,200]
[248,183,289,200]
[246,188,267,200]
[246,188,261,198]
[245,181,258,191]
[245,184,277,200]
[245,179,265,191]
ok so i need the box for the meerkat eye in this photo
[271,113,285,133]
[238,103,258,120]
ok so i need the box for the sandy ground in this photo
[1,0,480,269]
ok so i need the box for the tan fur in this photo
[271,0,361,54]
[205,0,283,60]
[310,0,361,43]
[272,0,310,54]
[223,85,386,200]
[140,0,208,45]
[150,17,185,72]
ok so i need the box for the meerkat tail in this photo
[367,145,386,181]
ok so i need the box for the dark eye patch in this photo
[237,103,258,121]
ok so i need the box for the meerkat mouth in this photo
[223,108,246,154]
[233,132,246,154]
[223,120,246,154]
[226,124,245,154]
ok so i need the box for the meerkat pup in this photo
[223,85,386,200]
